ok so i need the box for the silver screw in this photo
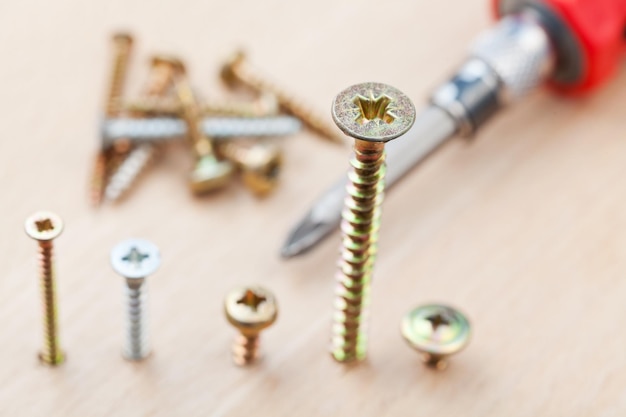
[101,116,301,145]
[110,238,161,361]
[104,144,157,203]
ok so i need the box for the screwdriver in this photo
[281,0,626,258]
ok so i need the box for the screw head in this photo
[151,54,185,72]
[332,82,416,142]
[110,238,161,279]
[240,143,282,196]
[224,286,278,334]
[189,155,235,194]
[112,32,133,46]
[24,211,64,241]
[220,50,247,87]
[401,303,471,369]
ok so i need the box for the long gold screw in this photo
[24,211,65,366]
[90,33,133,207]
[224,286,278,366]
[329,82,415,363]
[220,51,344,145]
[172,62,234,194]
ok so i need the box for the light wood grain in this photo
[1,0,626,415]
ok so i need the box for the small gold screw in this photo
[330,82,415,363]
[172,61,235,194]
[220,50,344,145]
[24,211,65,366]
[224,286,278,366]
[216,141,283,196]
[105,33,133,117]
[91,32,134,207]
[401,304,471,370]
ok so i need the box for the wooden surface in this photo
[1,0,626,415]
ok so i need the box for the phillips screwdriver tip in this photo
[280,215,335,259]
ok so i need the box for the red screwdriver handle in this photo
[494,0,626,93]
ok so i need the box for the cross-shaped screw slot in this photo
[352,92,396,125]
[35,218,54,233]
[425,313,451,332]
[122,247,149,267]
[236,289,267,312]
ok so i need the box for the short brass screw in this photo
[224,286,278,366]
[220,50,344,145]
[330,82,415,363]
[401,304,471,370]
[24,211,65,366]
[216,140,283,196]
[173,62,234,194]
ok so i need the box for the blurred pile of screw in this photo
[90,33,344,206]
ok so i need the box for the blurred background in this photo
[1,0,626,415]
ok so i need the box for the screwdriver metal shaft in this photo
[281,106,456,258]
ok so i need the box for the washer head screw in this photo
[401,303,471,370]
[224,286,278,366]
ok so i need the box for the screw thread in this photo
[89,150,108,207]
[102,116,301,144]
[91,34,132,207]
[125,96,279,118]
[203,116,300,138]
[100,59,173,204]
[229,61,343,145]
[104,144,157,203]
[37,241,64,365]
[232,333,260,366]
[331,140,386,363]
[123,278,150,361]
[105,35,132,117]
